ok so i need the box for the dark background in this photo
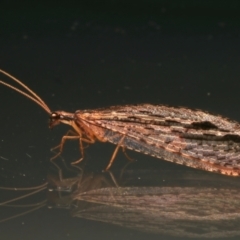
[1,1,240,239]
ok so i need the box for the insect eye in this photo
[51,112,60,120]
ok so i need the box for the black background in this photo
[1,1,240,240]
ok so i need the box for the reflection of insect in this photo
[2,69,240,175]
[48,169,240,238]
[0,183,47,223]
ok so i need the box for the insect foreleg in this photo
[51,130,79,161]
[51,129,95,164]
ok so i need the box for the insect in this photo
[1,69,240,176]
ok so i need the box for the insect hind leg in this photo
[122,147,135,162]
[105,135,127,171]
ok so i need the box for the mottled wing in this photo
[78,104,240,175]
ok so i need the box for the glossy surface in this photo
[1,2,240,239]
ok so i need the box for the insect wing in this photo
[79,104,240,175]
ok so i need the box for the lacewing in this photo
[1,69,240,175]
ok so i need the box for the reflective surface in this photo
[2,160,240,239]
[1,1,240,239]
[48,165,240,238]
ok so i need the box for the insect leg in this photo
[51,130,78,150]
[51,130,80,161]
[51,130,96,164]
[105,135,126,171]
[122,147,135,162]
[71,136,95,165]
